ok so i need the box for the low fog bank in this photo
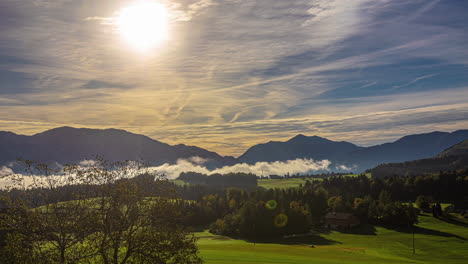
[149,158,333,179]
[0,157,357,189]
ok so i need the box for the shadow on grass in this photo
[335,224,377,236]
[235,224,376,245]
[188,225,209,232]
[244,234,341,246]
[385,225,466,241]
[439,215,468,228]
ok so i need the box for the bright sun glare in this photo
[116,1,169,51]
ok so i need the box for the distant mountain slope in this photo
[3,127,468,174]
[238,134,362,164]
[0,127,236,169]
[345,130,468,171]
[371,139,468,178]
[238,130,468,172]
[438,139,468,157]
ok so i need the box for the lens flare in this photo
[274,213,288,228]
[265,200,278,210]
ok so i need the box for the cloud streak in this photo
[0,0,467,156]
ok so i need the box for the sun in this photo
[116,1,169,51]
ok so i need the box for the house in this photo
[325,212,360,230]
[444,204,455,213]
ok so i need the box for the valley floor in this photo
[196,213,468,264]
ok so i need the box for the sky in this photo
[0,0,467,157]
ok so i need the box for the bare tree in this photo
[0,159,203,264]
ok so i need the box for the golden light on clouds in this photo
[116,1,169,51]
[1,0,467,157]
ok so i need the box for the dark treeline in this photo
[265,172,351,179]
[174,171,467,238]
[178,170,468,210]
[175,181,420,238]
[317,170,468,205]
[2,168,467,242]
[1,173,178,208]
[177,172,257,189]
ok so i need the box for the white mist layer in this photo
[0,158,335,188]
[149,158,332,179]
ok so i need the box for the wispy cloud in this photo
[408,0,443,21]
[392,73,439,89]
[357,81,378,89]
[0,0,467,156]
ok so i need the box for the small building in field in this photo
[444,204,455,213]
[325,212,360,230]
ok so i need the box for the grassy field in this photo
[196,213,468,264]
[257,177,319,189]
[171,179,187,186]
[257,174,371,189]
[174,177,322,189]
[173,173,372,189]
[342,173,372,178]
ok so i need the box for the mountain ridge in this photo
[371,139,468,178]
[239,130,468,172]
[1,127,468,173]
[238,134,362,164]
[0,126,236,169]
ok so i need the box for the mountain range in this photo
[1,126,467,173]
[238,134,361,164]
[0,127,236,170]
[240,130,468,172]
[371,139,468,178]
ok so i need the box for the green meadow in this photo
[196,213,468,264]
[173,173,372,189]
[257,177,319,189]
[257,174,371,189]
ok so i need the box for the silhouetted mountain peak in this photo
[35,126,132,136]
[0,131,18,137]
[33,126,73,135]
[395,131,447,143]
[32,127,164,146]
[287,134,328,144]
[292,134,307,139]
[0,127,235,169]
[238,134,360,164]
